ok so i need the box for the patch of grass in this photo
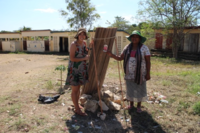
[178,71,193,76]
[168,98,177,103]
[8,104,21,116]
[10,118,30,132]
[162,80,172,86]
[193,101,200,115]
[46,80,54,90]
[9,51,27,54]
[32,117,45,126]
[55,82,61,86]
[177,101,191,111]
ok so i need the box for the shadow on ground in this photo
[128,107,166,133]
[65,106,166,133]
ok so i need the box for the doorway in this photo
[59,37,69,53]
[23,41,27,50]
[64,38,69,54]
[45,41,49,51]
[0,41,2,51]
[59,37,63,52]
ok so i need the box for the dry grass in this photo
[0,54,200,133]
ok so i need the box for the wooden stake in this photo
[114,38,125,108]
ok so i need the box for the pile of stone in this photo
[80,90,122,114]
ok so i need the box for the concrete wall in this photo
[27,41,45,52]
[0,33,21,39]
[10,41,21,52]
[21,31,50,37]
[2,41,10,51]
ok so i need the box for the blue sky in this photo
[0,0,141,31]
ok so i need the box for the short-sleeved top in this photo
[122,44,151,81]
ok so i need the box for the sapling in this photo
[55,65,66,94]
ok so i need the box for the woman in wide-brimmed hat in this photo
[107,30,151,113]
[65,28,89,116]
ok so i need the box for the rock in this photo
[105,100,121,110]
[84,100,98,113]
[97,112,106,120]
[123,97,127,101]
[67,106,74,111]
[104,90,121,102]
[98,100,109,111]
[80,94,92,105]
[113,99,121,105]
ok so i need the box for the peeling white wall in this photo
[27,41,45,52]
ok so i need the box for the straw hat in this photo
[126,30,146,43]
[74,27,89,40]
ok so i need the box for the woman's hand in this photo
[145,73,151,81]
[106,50,112,56]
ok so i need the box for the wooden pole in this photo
[114,38,125,107]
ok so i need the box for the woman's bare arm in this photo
[145,56,151,80]
[107,51,124,61]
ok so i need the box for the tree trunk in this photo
[82,28,117,94]
[172,30,179,59]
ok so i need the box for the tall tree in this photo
[19,26,32,31]
[138,0,200,59]
[60,0,100,30]
[108,16,139,34]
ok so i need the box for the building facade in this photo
[0,29,130,54]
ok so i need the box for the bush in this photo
[193,102,200,115]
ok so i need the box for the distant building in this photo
[154,26,200,53]
[0,29,130,54]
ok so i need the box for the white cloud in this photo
[34,8,57,13]
[123,15,134,22]
[99,11,106,14]
[96,4,104,7]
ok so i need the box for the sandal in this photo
[124,106,134,110]
[74,109,87,116]
[137,107,142,113]
[71,104,84,109]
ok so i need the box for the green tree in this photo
[138,0,200,59]
[19,26,32,31]
[0,30,10,33]
[108,16,139,34]
[60,0,100,30]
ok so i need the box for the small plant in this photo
[55,65,66,93]
[193,101,200,115]
[46,80,54,90]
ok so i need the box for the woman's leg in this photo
[76,86,83,109]
[130,101,134,107]
[71,85,86,116]
[137,102,141,108]
[71,85,80,111]
[137,102,142,113]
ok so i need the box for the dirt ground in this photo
[0,53,200,133]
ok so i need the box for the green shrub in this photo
[193,102,200,115]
